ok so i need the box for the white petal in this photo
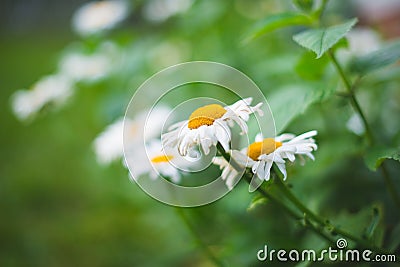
[255,133,263,142]
[288,130,318,143]
[231,150,254,167]
[263,160,273,181]
[275,133,296,142]
[276,162,287,180]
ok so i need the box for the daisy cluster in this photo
[95,98,318,190]
[94,106,192,183]
[11,0,129,121]
[162,98,318,188]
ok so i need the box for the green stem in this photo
[175,208,226,267]
[312,0,329,24]
[216,145,400,258]
[304,216,337,246]
[216,144,337,240]
[328,50,400,210]
[272,165,395,256]
[273,170,324,225]
[217,144,341,248]
[328,51,374,144]
[381,162,400,209]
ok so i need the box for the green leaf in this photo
[333,205,384,247]
[293,18,358,58]
[388,222,400,251]
[364,205,382,240]
[245,13,313,42]
[268,81,336,133]
[295,51,329,80]
[350,40,400,75]
[293,0,314,12]
[247,194,267,212]
[364,146,400,171]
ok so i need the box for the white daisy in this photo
[125,139,190,183]
[143,0,193,23]
[93,106,171,164]
[337,27,381,64]
[212,157,241,190]
[59,43,118,82]
[346,113,365,136]
[72,0,129,37]
[93,118,124,164]
[11,74,73,120]
[213,130,318,188]
[163,98,263,157]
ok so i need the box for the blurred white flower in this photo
[353,0,400,21]
[212,156,240,190]
[347,28,382,56]
[94,106,172,165]
[93,118,124,164]
[337,27,382,63]
[72,0,130,36]
[11,74,73,120]
[346,113,365,136]
[59,53,111,82]
[143,0,193,22]
[163,98,263,157]
[148,40,191,69]
[213,131,318,188]
[126,139,191,183]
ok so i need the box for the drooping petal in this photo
[275,162,287,180]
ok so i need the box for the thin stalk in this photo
[328,50,400,209]
[273,170,324,225]
[217,144,344,248]
[381,162,400,208]
[328,51,374,144]
[216,144,300,220]
[317,0,329,19]
[312,0,329,25]
[216,145,399,257]
[175,208,226,267]
[304,217,337,246]
[272,165,395,256]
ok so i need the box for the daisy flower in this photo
[125,139,191,183]
[72,0,129,37]
[143,0,193,23]
[93,106,171,164]
[163,98,263,157]
[212,157,241,190]
[58,42,118,82]
[213,130,318,188]
[11,74,73,120]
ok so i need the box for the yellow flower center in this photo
[188,104,227,130]
[247,138,282,161]
[151,155,173,163]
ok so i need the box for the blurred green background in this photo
[1,0,400,266]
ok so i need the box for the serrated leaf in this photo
[350,40,400,75]
[268,81,336,133]
[245,13,313,42]
[364,146,400,171]
[293,18,358,58]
